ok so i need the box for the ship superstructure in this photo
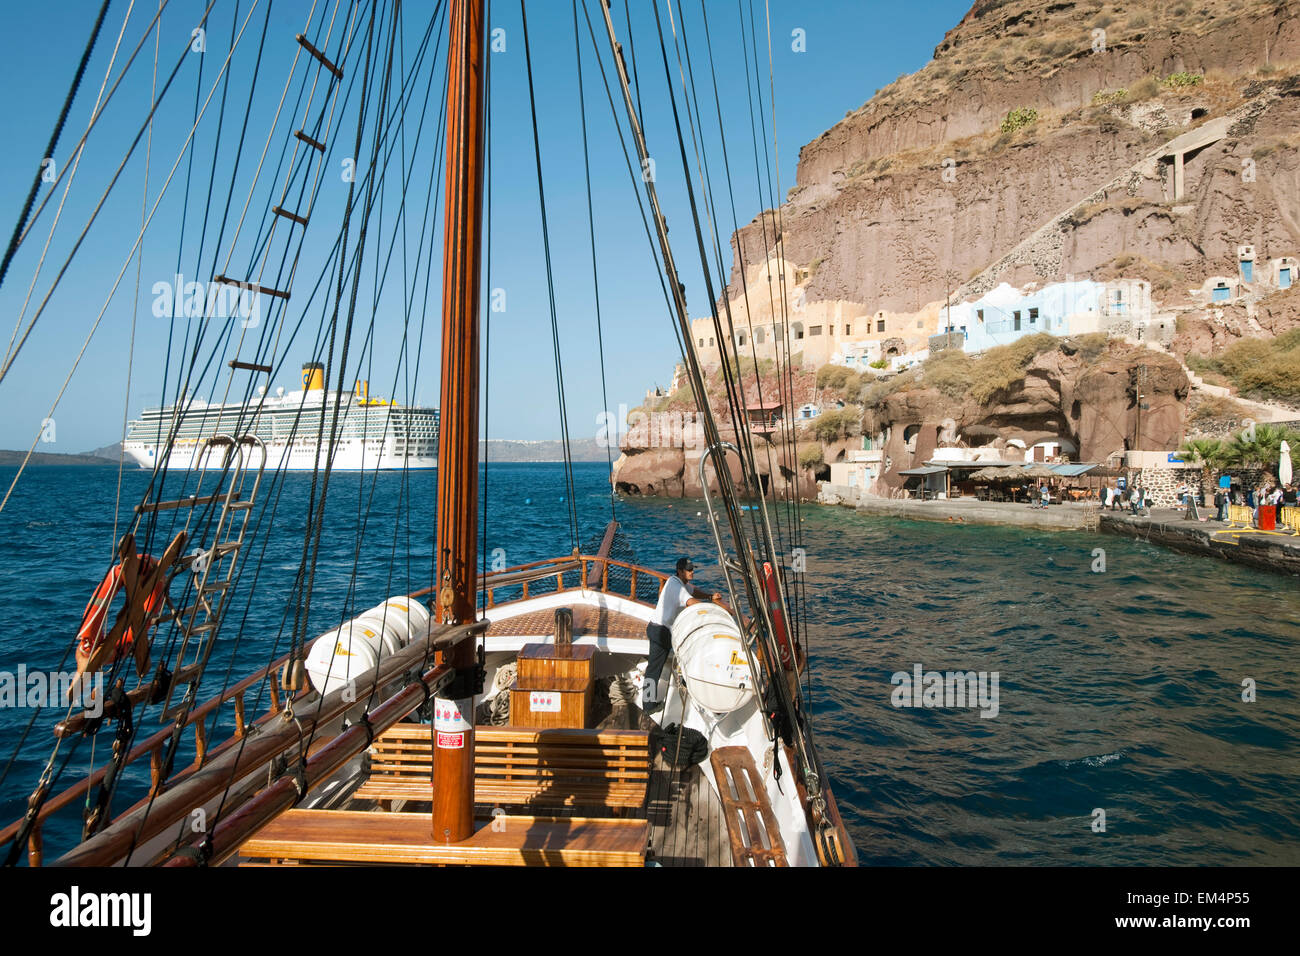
[123,363,439,471]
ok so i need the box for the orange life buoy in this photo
[762,561,796,673]
[75,554,166,679]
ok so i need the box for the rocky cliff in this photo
[865,339,1189,493]
[616,0,1300,500]
[731,0,1300,315]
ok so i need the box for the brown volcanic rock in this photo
[729,2,1300,316]
[1171,288,1300,358]
[1255,286,1300,336]
[793,0,1299,190]
[868,344,1189,489]
[611,448,684,497]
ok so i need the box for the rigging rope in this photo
[115,1,164,559]
[572,0,616,524]
[0,0,113,295]
[519,0,580,551]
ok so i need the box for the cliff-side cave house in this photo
[673,249,1299,507]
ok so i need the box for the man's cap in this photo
[676,557,695,572]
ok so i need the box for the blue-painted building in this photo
[943,281,1105,353]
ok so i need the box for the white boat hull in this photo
[123,439,437,471]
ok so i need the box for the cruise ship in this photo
[123,363,439,471]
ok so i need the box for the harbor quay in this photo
[833,496,1300,576]
[1098,509,1300,577]
[850,495,1101,531]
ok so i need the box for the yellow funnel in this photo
[302,363,325,392]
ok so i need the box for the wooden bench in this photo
[353,724,651,814]
[241,809,648,867]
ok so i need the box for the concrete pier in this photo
[1098,510,1300,577]
[852,496,1100,531]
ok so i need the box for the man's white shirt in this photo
[651,575,695,628]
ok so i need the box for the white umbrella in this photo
[1281,440,1293,487]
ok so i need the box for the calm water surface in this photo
[1,462,1296,864]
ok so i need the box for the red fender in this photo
[762,561,796,673]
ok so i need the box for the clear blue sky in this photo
[0,0,972,452]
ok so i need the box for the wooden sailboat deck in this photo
[484,605,649,641]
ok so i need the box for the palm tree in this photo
[1178,437,1227,502]
[1222,424,1300,474]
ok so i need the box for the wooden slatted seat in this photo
[240,809,647,866]
[711,746,788,867]
[353,724,651,813]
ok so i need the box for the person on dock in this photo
[643,557,723,711]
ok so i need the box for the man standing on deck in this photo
[643,558,722,712]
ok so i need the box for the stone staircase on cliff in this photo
[952,91,1280,304]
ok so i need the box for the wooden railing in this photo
[413,554,669,608]
[448,554,670,609]
[2,517,663,865]
[0,649,298,866]
[0,619,483,867]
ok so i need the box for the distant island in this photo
[479,439,610,462]
[1,438,613,468]
[0,449,116,467]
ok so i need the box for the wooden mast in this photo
[431,0,486,845]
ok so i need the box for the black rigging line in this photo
[125,0,386,853]
[572,0,616,524]
[733,0,798,581]
[480,0,493,617]
[519,0,579,551]
[0,0,224,389]
[670,0,778,555]
[289,0,382,670]
[0,0,111,293]
[622,0,645,136]
[695,1,786,550]
[0,0,250,811]
[15,1,430,861]
[576,0,683,412]
[747,0,810,700]
[184,17,449,848]
[105,0,291,845]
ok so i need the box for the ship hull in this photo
[123,439,438,471]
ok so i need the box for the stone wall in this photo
[1134,466,1203,508]
[1134,465,1269,508]
[818,483,863,506]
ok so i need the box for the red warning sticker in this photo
[436,731,465,749]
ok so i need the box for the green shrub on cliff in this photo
[1070,332,1109,362]
[798,445,825,470]
[1091,88,1129,105]
[1163,71,1203,89]
[1190,332,1300,403]
[815,364,864,400]
[812,409,860,442]
[968,333,1059,404]
[1129,76,1160,100]
[1187,394,1249,427]
[859,334,1066,409]
[922,349,975,399]
[1000,107,1038,135]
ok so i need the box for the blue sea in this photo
[1,461,1298,865]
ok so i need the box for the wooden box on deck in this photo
[510,642,595,728]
